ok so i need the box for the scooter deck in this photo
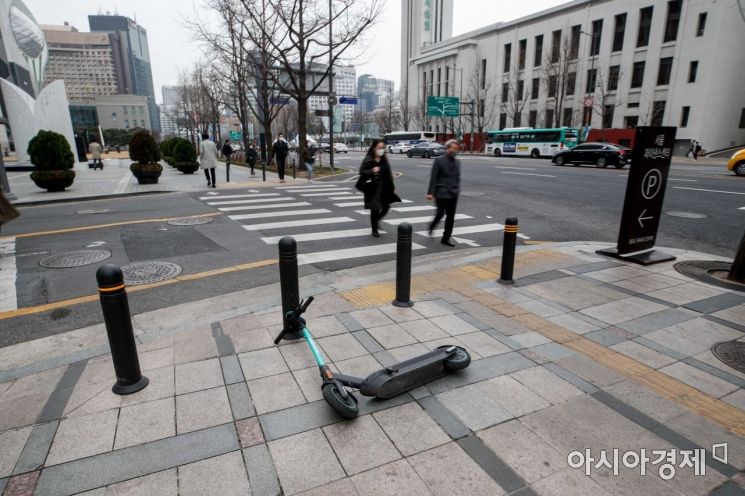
[358,348,450,399]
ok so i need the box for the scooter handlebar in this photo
[274,296,314,344]
[299,296,314,314]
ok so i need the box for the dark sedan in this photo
[407,142,446,158]
[552,143,632,169]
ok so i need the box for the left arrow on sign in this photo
[638,209,654,228]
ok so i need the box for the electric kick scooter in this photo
[274,296,472,418]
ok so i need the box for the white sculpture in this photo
[0,79,76,165]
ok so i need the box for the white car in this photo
[389,142,413,154]
[333,143,349,153]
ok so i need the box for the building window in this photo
[445,66,450,96]
[612,14,627,52]
[422,71,427,101]
[534,35,543,67]
[518,39,527,70]
[502,82,509,103]
[696,13,707,37]
[531,78,540,99]
[688,61,698,83]
[123,106,128,115]
[586,68,597,94]
[517,80,524,101]
[657,57,673,86]
[479,99,485,118]
[625,116,639,128]
[566,72,576,96]
[590,19,603,56]
[548,76,558,98]
[499,113,507,129]
[480,59,487,89]
[680,106,690,127]
[429,70,434,95]
[651,101,666,126]
[628,102,640,108]
[529,110,537,128]
[637,6,654,47]
[631,61,645,88]
[664,0,682,43]
[608,65,620,91]
[504,43,512,73]
[546,109,555,128]
[563,107,573,127]
[551,30,562,63]
[513,112,522,127]
[570,25,581,59]
[124,119,129,128]
[603,105,615,128]
[437,67,442,96]
[739,108,745,128]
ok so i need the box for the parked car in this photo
[552,142,632,168]
[407,142,445,158]
[389,142,413,154]
[727,148,745,176]
[333,142,349,153]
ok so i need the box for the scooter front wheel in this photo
[322,384,359,419]
[438,346,472,371]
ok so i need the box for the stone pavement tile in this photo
[0,427,32,477]
[532,469,611,496]
[268,428,345,494]
[660,318,744,353]
[520,405,605,455]
[647,282,724,306]
[388,343,431,362]
[408,442,505,496]
[693,350,745,381]
[3,471,39,496]
[337,313,364,332]
[352,330,385,354]
[455,312,491,330]
[366,323,418,349]
[323,415,401,475]
[425,351,534,395]
[229,327,275,353]
[667,410,745,472]
[178,451,250,496]
[456,332,511,357]
[413,300,455,318]
[304,292,356,318]
[429,314,481,336]
[292,366,325,403]
[236,417,264,448]
[685,292,745,315]
[509,331,552,349]
[611,272,687,292]
[547,312,603,335]
[174,358,224,395]
[120,366,174,408]
[379,304,422,323]
[722,389,745,410]
[580,297,669,325]
[317,334,369,362]
[510,366,583,405]
[247,373,306,415]
[610,341,677,369]
[478,420,564,484]
[61,361,114,416]
[527,342,576,362]
[399,319,449,342]
[515,299,570,318]
[372,403,450,456]
[105,469,177,495]
[561,396,649,446]
[138,347,174,372]
[555,354,625,388]
[306,315,351,338]
[456,300,504,318]
[582,265,651,283]
[176,386,233,434]
[478,375,550,418]
[226,382,255,420]
[436,383,512,431]
[480,285,535,304]
[542,363,599,394]
[584,327,636,347]
[642,329,705,357]
[174,337,219,365]
[256,311,283,328]
[238,347,289,380]
[221,313,263,333]
[564,260,622,274]
[589,465,685,496]
[46,409,117,465]
[334,355,381,378]
[349,309,395,328]
[280,341,326,371]
[425,289,472,304]
[243,443,280,496]
[659,362,739,398]
[12,422,57,475]
[297,478,359,496]
[173,327,213,343]
[711,303,745,326]
[521,277,626,311]
[616,307,700,335]
[114,397,175,449]
[351,459,432,496]
[137,334,175,353]
[219,355,244,385]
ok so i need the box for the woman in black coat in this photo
[358,139,401,237]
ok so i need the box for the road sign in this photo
[270,96,290,105]
[583,96,594,108]
[339,96,358,105]
[229,130,242,140]
[427,96,460,117]
[597,126,677,265]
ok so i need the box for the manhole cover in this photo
[76,209,110,215]
[122,261,182,285]
[39,250,111,268]
[167,217,214,226]
[666,211,707,219]
[712,342,745,373]
[461,191,485,197]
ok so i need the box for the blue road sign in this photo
[339,97,358,105]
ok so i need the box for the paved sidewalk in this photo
[0,242,743,495]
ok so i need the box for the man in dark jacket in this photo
[272,134,289,183]
[427,140,461,247]
[246,143,258,175]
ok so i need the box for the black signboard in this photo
[598,126,677,265]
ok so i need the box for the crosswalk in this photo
[197,183,528,267]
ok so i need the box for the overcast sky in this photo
[26,0,568,103]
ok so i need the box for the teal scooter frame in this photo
[274,296,471,418]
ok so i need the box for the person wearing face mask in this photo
[272,133,289,183]
[427,139,461,247]
[358,139,401,237]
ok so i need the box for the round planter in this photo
[176,162,199,174]
[132,170,161,184]
[30,171,75,192]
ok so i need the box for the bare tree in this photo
[273,104,298,138]
[466,63,497,136]
[592,66,624,128]
[541,35,580,128]
[500,65,530,127]
[397,90,412,131]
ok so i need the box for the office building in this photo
[401,0,745,152]
[334,65,357,124]
[95,94,150,130]
[357,74,395,114]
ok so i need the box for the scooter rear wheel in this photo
[438,346,471,371]
[322,384,359,419]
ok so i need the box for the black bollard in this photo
[498,217,518,285]
[278,236,302,339]
[392,223,414,307]
[96,264,149,395]
[226,161,231,182]
[728,230,745,283]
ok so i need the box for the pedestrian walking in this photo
[427,139,461,247]
[221,139,233,182]
[693,141,702,160]
[89,140,103,170]
[199,133,219,188]
[358,139,401,237]
[301,141,316,183]
[0,189,19,235]
[273,134,289,183]
[246,142,258,176]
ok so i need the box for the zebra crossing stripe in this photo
[207,197,296,206]
[301,191,355,197]
[297,242,426,265]
[334,202,364,207]
[228,208,330,221]
[218,202,311,212]
[329,195,362,200]
[241,217,355,231]
[199,193,280,200]
[275,184,337,189]
[285,187,351,193]
[355,205,435,215]
[384,214,472,225]
[416,223,530,240]
[261,228,385,244]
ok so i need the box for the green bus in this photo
[485,127,579,158]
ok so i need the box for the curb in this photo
[10,190,177,207]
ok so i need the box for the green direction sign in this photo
[229,130,242,141]
[427,96,460,117]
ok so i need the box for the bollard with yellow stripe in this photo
[499,217,519,285]
[96,264,149,395]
